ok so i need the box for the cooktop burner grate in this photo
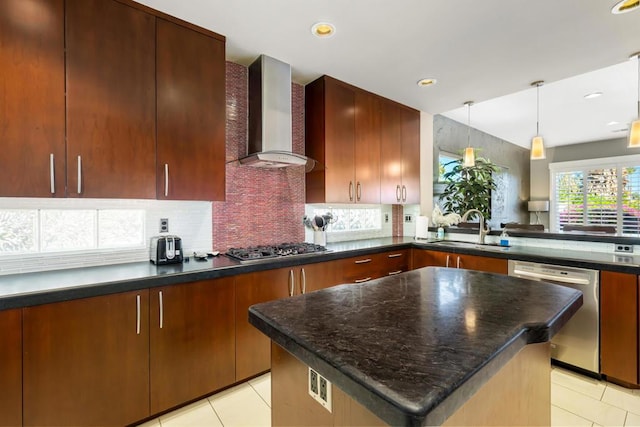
[226,242,328,262]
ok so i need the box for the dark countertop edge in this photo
[0,236,635,311]
[248,282,583,426]
[435,226,640,244]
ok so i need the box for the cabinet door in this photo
[601,271,638,384]
[400,107,421,204]
[412,249,451,269]
[325,79,356,203]
[150,278,235,413]
[380,100,403,204]
[458,254,508,274]
[0,0,65,197]
[354,91,381,204]
[236,269,291,381]
[66,0,156,198]
[23,290,150,426]
[301,261,343,293]
[0,309,22,427]
[156,19,226,201]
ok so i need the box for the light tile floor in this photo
[137,367,640,426]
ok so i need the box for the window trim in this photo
[549,154,640,233]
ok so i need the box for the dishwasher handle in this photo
[511,268,591,286]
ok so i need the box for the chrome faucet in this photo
[461,209,489,244]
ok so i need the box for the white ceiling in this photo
[134,0,640,149]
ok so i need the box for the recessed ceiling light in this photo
[311,22,335,38]
[611,0,639,14]
[607,121,621,126]
[417,78,437,87]
[584,92,603,99]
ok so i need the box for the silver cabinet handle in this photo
[354,277,372,283]
[356,181,362,201]
[446,255,450,267]
[300,268,306,294]
[355,258,372,264]
[159,291,164,329]
[388,270,403,276]
[77,155,82,194]
[396,185,401,202]
[288,270,294,297]
[402,185,407,202]
[136,294,141,335]
[49,153,55,194]
[164,163,169,197]
[349,181,354,201]
[456,256,461,269]
[388,253,403,258]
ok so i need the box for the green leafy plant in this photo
[438,156,500,220]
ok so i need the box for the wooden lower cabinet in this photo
[23,290,150,426]
[411,249,507,274]
[341,250,410,284]
[601,271,638,385]
[0,309,22,427]
[235,262,344,381]
[150,278,235,414]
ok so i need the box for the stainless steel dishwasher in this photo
[508,260,599,375]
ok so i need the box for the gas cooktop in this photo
[226,242,328,263]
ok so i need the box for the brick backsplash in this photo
[212,62,305,251]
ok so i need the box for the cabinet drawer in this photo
[341,253,386,283]
[381,249,410,277]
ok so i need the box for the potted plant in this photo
[439,155,500,220]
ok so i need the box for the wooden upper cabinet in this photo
[601,271,638,385]
[0,309,22,427]
[0,0,65,197]
[306,76,356,203]
[401,107,421,204]
[380,100,403,204]
[354,91,381,203]
[156,19,226,201]
[66,0,156,198]
[380,100,420,204]
[23,290,150,426]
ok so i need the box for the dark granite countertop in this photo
[0,235,636,311]
[248,267,583,426]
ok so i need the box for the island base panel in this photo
[271,342,550,426]
[271,343,386,426]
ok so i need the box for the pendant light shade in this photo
[629,52,640,148]
[462,101,475,167]
[530,81,546,160]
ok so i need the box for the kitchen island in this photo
[249,267,583,426]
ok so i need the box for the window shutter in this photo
[585,168,617,228]
[622,165,640,235]
[554,171,584,230]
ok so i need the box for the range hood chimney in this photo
[239,55,315,169]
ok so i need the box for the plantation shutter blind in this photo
[554,171,584,230]
[585,168,617,228]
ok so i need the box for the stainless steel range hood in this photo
[239,55,315,169]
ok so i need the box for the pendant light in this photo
[629,51,640,148]
[530,81,546,160]
[463,101,475,167]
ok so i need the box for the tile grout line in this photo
[207,398,225,427]
[551,382,604,424]
[248,381,272,409]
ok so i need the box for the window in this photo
[550,155,640,235]
[0,209,145,255]
[312,208,381,232]
[438,151,460,182]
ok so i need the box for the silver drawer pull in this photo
[289,270,294,297]
[300,268,306,294]
[77,155,82,194]
[446,255,450,267]
[49,153,55,194]
[354,277,372,283]
[355,258,372,264]
[388,270,403,276]
[136,294,141,335]
[164,164,169,197]
[388,253,403,258]
[159,291,164,329]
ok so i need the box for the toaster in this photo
[150,235,183,265]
